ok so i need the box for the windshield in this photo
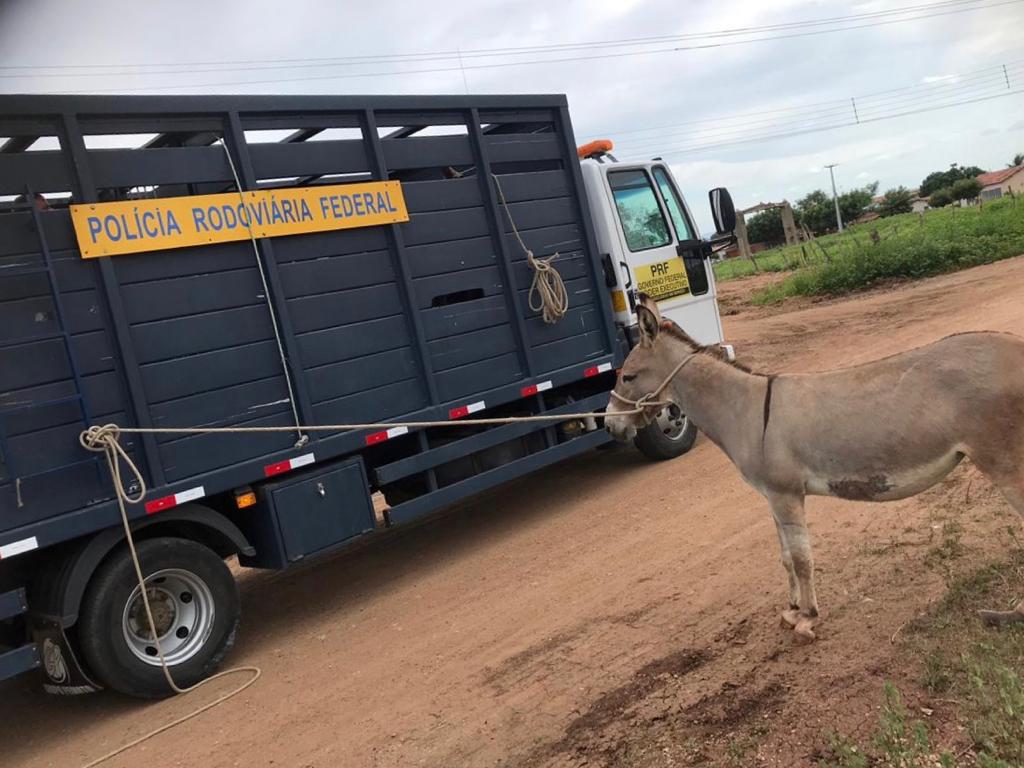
[608,169,671,252]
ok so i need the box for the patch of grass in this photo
[739,198,1024,302]
[827,549,1024,767]
[820,683,956,768]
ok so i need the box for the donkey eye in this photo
[622,374,637,382]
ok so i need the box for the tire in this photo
[78,537,239,699]
[633,405,698,461]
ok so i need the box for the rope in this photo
[77,425,261,768]
[67,351,692,767]
[219,140,307,448]
[491,173,569,324]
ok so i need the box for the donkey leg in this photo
[771,514,801,626]
[958,460,1024,626]
[976,469,1024,626]
[768,492,819,640]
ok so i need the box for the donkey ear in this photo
[637,292,662,322]
[636,304,660,346]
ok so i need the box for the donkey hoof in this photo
[781,609,800,628]
[978,608,1024,627]
[794,617,817,642]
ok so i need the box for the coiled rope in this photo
[68,293,696,768]
[491,173,569,324]
[77,425,261,768]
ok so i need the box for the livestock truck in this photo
[0,94,736,697]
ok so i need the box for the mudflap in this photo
[31,620,102,695]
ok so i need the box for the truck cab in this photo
[578,140,734,458]
[578,141,730,349]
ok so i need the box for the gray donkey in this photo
[605,294,1024,640]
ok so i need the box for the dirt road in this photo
[5,257,1024,768]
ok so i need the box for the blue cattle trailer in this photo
[0,93,639,697]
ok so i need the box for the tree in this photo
[919,163,986,197]
[950,177,981,201]
[1010,153,1024,167]
[745,207,785,246]
[928,187,954,208]
[796,182,877,234]
[878,186,914,217]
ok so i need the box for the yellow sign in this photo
[634,257,691,301]
[70,181,409,258]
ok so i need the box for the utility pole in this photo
[824,163,843,232]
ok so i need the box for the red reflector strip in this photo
[520,380,553,397]
[365,426,410,445]
[449,400,486,419]
[583,362,613,378]
[0,536,38,560]
[263,453,316,478]
[145,485,205,515]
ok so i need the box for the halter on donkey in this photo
[606,293,1024,640]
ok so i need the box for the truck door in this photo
[606,166,724,345]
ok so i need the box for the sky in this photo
[1,0,1022,232]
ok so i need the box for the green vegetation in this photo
[919,163,986,198]
[712,197,1023,301]
[878,186,915,217]
[820,547,1024,768]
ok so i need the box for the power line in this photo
[600,59,1024,139]
[20,0,1020,93]
[618,87,1023,159]
[611,64,1024,152]
[0,0,992,76]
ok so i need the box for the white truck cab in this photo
[578,141,734,355]
[578,140,737,459]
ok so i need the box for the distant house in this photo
[976,166,1024,201]
[871,189,928,214]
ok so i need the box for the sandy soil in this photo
[5,256,1024,768]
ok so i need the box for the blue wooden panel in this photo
[271,227,389,262]
[428,325,517,372]
[435,352,524,402]
[131,305,275,365]
[140,340,284,404]
[400,208,489,247]
[312,378,427,431]
[120,268,263,324]
[306,347,418,404]
[88,145,232,188]
[247,139,368,179]
[0,338,70,392]
[278,250,394,298]
[412,265,504,309]
[113,241,255,285]
[0,150,70,195]
[402,177,481,213]
[404,237,496,278]
[382,135,473,170]
[504,223,583,258]
[295,315,409,369]
[149,376,290,435]
[159,411,297,482]
[420,295,509,341]
[532,330,606,373]
[287,283,402,334]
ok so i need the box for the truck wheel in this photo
[633,405,698,461]
[78,537,239,699]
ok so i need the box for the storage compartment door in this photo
[270,459,375,562]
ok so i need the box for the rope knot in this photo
[80,424,146,505]
[80,423,120,453]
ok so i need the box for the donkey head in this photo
[605,294,677,442]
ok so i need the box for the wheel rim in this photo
[655,405,689,441]
[122,568,215,667]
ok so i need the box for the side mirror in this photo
[708,187,737,235]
